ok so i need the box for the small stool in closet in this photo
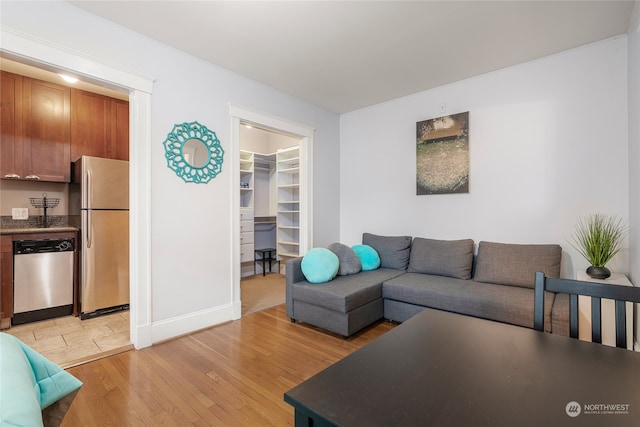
[254,248,280,276]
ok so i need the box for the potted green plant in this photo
[570,213,628,279]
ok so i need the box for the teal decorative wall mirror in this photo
[163,121,224,184]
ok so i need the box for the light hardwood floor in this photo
[61,305,396,426]
[3,274,283,369]
[241,273,285,315]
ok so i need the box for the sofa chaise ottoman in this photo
[285,263,404,337]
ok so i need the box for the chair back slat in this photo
[615,300,627,348]
[591,296,602,344]
[534,271,640,349]
[569,294,578,339]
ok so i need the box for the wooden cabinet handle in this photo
[3,173,20,179]
[25,175,41,180]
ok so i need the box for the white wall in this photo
[340,36,629,280]
[629,3,640,286]
[627,2,640,348]
[2,1,340,342]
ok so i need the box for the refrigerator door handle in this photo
[86,209,92,248]
[86,170,92,248]
[86,170,92,210]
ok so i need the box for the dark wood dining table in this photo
[285,308,640,426]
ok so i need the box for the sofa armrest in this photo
[285,257,305,318]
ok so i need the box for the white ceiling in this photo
[68,1,635,114]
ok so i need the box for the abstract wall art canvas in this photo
[416,111,469,195]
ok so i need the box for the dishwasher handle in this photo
[14,238,75,254]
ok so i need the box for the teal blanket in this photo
[0,333,82,426]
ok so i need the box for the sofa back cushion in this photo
[473,241,562,288]
[362,233,412,270]
[408,238,474,279]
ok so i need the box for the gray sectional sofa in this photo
[285,233,569,337]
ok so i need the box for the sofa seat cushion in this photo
[293,268,404,313]
[382,273,555,331]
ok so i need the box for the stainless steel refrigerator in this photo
[71,156,129,319]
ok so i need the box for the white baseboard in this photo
[232,300,242,320]
[150,304,234,344]
[131,323,153,349]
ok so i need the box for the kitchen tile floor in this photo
[4,310,132,368]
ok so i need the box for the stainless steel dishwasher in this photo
[13,238,74,325]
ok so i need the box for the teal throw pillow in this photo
[301,248,340,284]
[352,244,381,271]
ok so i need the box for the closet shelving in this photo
[239,150,255,270]
[240,150,254,209]
[276,146,300,259]
[239,145,301,276]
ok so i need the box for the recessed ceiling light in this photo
[244,124,253,129]
[59,74,78,83]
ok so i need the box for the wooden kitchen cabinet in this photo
[71,89,110,160]
[0,235,12,329]
[22,77,71,182]
[111,98,129,161]
[71,89,129,162]
[1,71,129,182]
[0,71,71,182]
[0,71,23,180]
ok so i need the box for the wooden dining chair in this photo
[534,271,640,349]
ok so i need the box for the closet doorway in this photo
[230,106,314,319]
[239,126,297,315]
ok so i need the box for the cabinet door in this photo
[22,77,71,182]
[71,89,111,161]
[111,98,129,160]
[0,235,13,326]
[0,71,23,179]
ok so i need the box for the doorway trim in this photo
[1,26,154,348]
[229,104,314,318]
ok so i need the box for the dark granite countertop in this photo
[0,216,78,235]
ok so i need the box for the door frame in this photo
[1,26,154,348]
[229,104,314,318]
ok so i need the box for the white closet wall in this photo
[254,159,274,217]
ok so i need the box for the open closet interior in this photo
[240,124,301,277]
